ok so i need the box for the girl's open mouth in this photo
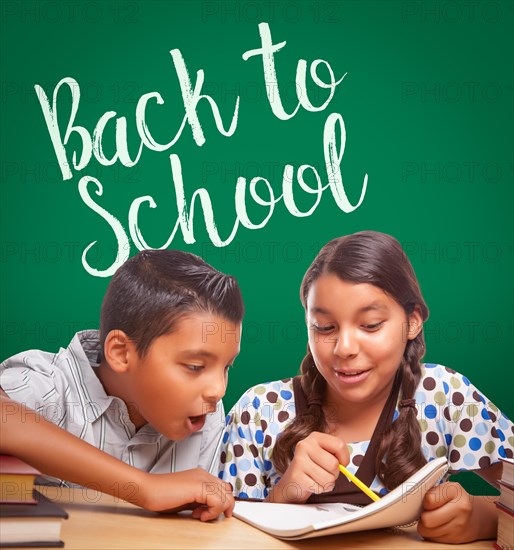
[333,370,370,384]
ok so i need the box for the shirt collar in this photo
[67,330,114,422]
[68,330,168,442]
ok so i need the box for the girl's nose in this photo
[334,328,359,358]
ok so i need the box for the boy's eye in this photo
[185,364,204,372]
[362,321,384,331]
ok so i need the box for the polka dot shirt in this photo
[218,364,514,499]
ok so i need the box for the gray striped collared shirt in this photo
[0,330,225,485]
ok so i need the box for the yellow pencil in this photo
[338,464,381,502]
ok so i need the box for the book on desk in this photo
[0,455,68,548]
[233,456,448,540]
[494,457,514,550]
[0,489,68,548]
[0,455,40,504]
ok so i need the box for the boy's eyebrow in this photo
[179,350,240,364]
[180,350,217,359]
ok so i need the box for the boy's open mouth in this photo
[187,414,206,432]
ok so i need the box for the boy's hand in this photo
[0,394,233,521]
[418,482,478,544]
[138,469,234,521]
[268,432,349,504]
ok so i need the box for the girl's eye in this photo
[363,321,384,331]
[311,323,335,333]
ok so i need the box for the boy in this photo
[0,250,243,520]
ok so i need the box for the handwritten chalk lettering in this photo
[33,23,368,277]
[35,22,344,181]
[78,176,131,277]
[79,112,367,276]
[35,48,240,181]
[242,22,346,120]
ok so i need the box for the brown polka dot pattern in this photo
[217,367,513,501]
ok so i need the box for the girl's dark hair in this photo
[272,231,429,490]
[99,249,244,358]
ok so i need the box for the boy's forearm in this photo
[0,395,148,506]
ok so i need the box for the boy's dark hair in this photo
[99,249,244,358]
[272,231,429,491]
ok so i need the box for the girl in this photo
[1,250,243,520]
[218,231,513,543]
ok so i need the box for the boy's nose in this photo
[203,370,227,403]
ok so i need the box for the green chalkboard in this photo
[1,0,512,436]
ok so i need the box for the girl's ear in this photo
[103,330,133,373]
[406,305,424,340]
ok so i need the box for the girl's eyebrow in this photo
[310,306,330,314]
[359,303,388,313]
[310,303,388,315]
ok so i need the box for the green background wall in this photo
[1,0,512,467]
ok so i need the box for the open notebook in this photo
[233,456,448,540]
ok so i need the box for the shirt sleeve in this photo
[419,364,514,472]
[217,387,271,499]
[0,349,69,427]
[217,379,296,499]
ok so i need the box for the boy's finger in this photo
[224,502,234,518]
[199,508,220,521]
[199,494,232,521]
[224,492,235,517]
[191,506,205,519]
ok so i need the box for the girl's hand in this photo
[418,482,497,544]
[137,469,234,521]
[268,432,349,504]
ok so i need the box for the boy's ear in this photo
[406,306,424,340]
[103,330,133,373]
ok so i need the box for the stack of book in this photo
[0,454,68,548]
[495,457,514,550]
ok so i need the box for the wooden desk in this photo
[39,487,495,549]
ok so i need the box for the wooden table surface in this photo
[38,486,496,549]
